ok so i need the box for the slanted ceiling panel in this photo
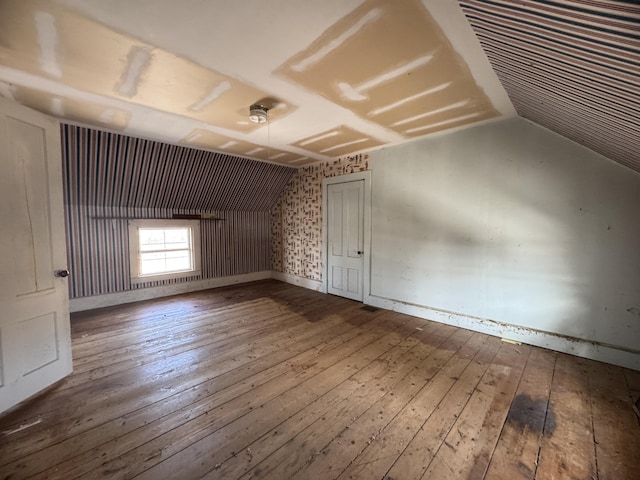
[460,0,640,173]
[62,124,296,211]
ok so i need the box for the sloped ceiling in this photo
[0,0,513,167]
[62,124,295,211]
[460,0,640,173]
[0,1,635,173]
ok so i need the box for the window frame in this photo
[128,219,202,284]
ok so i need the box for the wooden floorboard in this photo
[0,280,638,480]
[484,348,556,480]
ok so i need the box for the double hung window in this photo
[128,219,201,283]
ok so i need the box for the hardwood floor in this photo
[1,280,639,479]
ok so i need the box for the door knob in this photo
[55,269,70,278]
[357,251,363,255]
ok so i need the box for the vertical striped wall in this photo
[65,205,271,298]
[459,0,640,173]
[61,125,294,299]
[61,124,295,211]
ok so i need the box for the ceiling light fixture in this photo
[249,104,269,124]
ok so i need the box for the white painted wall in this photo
[369,118,640,365]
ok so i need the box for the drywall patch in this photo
[276,0,498,137]
[34,10,61,78]
[404,111,487,135]
[190,81,232,112]
[369,82,450,116]
[291,7,383,73]
[14,86,130,129]
[286,157,311,165]
[117,46,152,98]
[0,0,296,136]
[337,53,435,102]
[292,125,384,157]
[391,99,470,127]
[182,129,313,166]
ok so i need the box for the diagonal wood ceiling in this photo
[459,0,640,173]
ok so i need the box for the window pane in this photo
[130,220,200,283]
[164,229,189,247]
[139,228,190,252]
[166,256,191,271]
[140,258,168,275]
[139,229,167,250]
[137,225,194,276]
[140,249,192,275]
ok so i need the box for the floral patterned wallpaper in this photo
[271,153,369,281]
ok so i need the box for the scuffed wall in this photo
[370,118,640,356]
[271,154,369,280]
[270,118,640,366]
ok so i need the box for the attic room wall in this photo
[270,154,369,280]
[65,205,269,298]
[62,125,294,299]
[369,118,640,368]
[272,118,640,368]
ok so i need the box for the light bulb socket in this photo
[249,104,268,124]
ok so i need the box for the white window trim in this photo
[128,219,202,284]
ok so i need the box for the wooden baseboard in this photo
[69,271,272,312]
[270,271,323,292]
[69,270,640,371]
[365,293,640,371]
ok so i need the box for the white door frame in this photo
[322,171,372,302]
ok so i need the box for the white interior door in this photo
[0,98,72,414]
[327,180,364,301]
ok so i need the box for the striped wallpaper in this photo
[61,125,293,298]
[61,125,295,211]
[459,0,640,173]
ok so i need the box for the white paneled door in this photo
[327,180,364,301]
[0,98,72,414]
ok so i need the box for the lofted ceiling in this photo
[0,0,513,167]
[0,1,636,173]
[460,0,640,174]
[62,124,295,211]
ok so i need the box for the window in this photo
[128,219,201,283]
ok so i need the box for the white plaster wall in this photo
[369,118,640,355]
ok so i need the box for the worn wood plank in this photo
[1,309,343,467]
[625,368,640,402]
[1,280,637,480]
[296,330,486,480]
[13,309,383,479]
[383,336,504,480]
[335,334,501,480]
[127,313,425,480]
[588,360,640,480]
[239,326,471,480]
[207,320,456,480]
[5,316,364,479]
[535,354,597,480]
[417,342,530,479]
[43,311,411,479]
[484,348,557,480]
